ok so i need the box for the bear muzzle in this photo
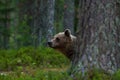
[47,41,52,47]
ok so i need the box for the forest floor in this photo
[0,47,72,80]
[0,66,71,80]
[0,47,120,80]
[0,66,68,75]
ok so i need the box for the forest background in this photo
[0,0,77,49]
[0,0,120,80]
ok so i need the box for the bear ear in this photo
[64,29,71,37]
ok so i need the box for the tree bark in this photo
[35,0,55,46]
[46,0,55,42]
[71,0,120,75]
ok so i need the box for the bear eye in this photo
[56,37,60,42]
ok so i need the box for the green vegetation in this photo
[0,47,120,80]
[0,46,70,71]
[0,47,72,80]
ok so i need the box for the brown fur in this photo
[48,29,76,60]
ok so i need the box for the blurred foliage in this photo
[112,70,120,80]
[0,0,76,48]
[0,0,15,49]
[16,15,32,47]
[54,0,64,32]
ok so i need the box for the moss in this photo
[0,46,70,71]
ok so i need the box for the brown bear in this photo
[47,29,76,60]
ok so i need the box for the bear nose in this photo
[47,42,52,46]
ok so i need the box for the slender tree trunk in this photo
[3,0,11,49]
[71,0,120,75]
[33,0,40,47]
[47,0,55,42]
[63,0,74,34]
[35,0,55,46]
[3,14,9,49]
[11,1,19,49]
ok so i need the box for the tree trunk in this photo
[71,0,120,75]
[63,0,74,34]
[3,13,9,49]
[46,0,55,42]
[35,0,55,46]
[2,0,11,49]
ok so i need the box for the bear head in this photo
[48,29,76,60]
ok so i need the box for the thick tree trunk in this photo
[71,0,120,75]
[63,0,74,34]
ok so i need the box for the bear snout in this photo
[47,41,52,47]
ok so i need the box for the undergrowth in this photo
[0,46,70,71]
[0,47,120,80]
